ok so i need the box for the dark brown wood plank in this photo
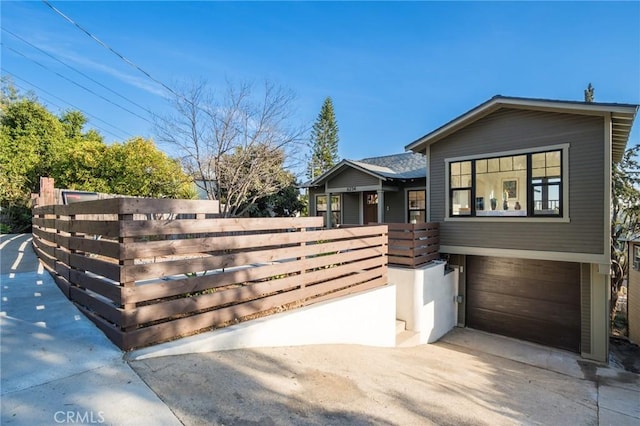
[69,269,122,304]
[62,221,120,238]
[120,217,327,237]
[69,286,123,326]
[75,305,124,349]
[121,225,387,259]
[67,236,120,259]
[69,253,121,282]
[122,236,386,282]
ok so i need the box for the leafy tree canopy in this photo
[1,81,194,231]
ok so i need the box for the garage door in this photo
[466,256,580,353]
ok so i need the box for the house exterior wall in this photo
[384,190,405,223]
[629,242,640,344]
[308,187,323,216]
[328,168,379,189]
[429,107,605,259]
[342,192,360,225]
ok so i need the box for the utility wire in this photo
[11,82,126,141]
[2,26,157,119]
[3,68,133,140]
[41,0,181,100]
[2,44,154,125]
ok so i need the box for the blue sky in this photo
[2,1,639,173]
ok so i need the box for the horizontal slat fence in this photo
[387,222,440,268]
[32,198,388,350]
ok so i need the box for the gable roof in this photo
[405,95,639,162]
[302,152,426,188]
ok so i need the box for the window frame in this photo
[407,189,426,223]
[444,144,569,222]
[315,194,342,226]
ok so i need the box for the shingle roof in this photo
[301,152,426,187]
[350,152,426,179]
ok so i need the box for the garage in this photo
[466,256,581,353]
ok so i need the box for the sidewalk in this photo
[0,234,181,425]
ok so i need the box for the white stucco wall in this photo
[130,284,396,360]
[392,262,458,344]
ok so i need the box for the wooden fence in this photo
[32,198,388,350]
[387,222,440,268]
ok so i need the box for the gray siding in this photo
[342,192,360,225]
[430,107,605,255]
[308,187,323,216]
[384,190,405,223]
[328,168,379,189]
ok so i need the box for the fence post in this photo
[39,177,55,206]
[118,213,136,342]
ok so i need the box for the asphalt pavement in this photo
[1,233,639,426]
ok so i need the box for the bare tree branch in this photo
[155,79,305,216]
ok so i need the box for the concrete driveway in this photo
[130,337,639,426]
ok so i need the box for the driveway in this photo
[130,339,636,426]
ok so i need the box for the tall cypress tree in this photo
[307,97,339,179]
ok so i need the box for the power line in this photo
[3,68,133,140]
[41,0,181,100]
[1,26,157,119]
[2,43,154,125]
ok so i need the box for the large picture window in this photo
[449,149,563,218]
[316,195,341,227]
[408,190,426,223]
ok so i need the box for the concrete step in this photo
[396,329,421,348]
[395,320,406,334]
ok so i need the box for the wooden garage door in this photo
[466,256,580,353]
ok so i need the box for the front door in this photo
[363,191,378,224]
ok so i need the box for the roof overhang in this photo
[300,159,388,188]
[405,96,638,163]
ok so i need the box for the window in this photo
[448,148,564,218]
[634,246,640,270]
[408,190,426,223]
[316,195,341,227]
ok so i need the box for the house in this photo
[628,237,640,344]
[303,153,426,227]
[406,95,638,362]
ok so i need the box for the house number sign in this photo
[346,186,357,192]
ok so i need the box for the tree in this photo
[245,182,304,218]
[155,79,304,217]
[611,145,640,323]
[1,82,196,232]
[307,97,339,179]
[101,137,195,199]
[584,83,595,102]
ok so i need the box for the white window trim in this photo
[444,143,570,223]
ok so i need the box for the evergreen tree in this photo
[307,97,339,179]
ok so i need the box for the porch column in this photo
[377,190,385,223]
[326,192,333,228]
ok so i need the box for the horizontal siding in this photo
[328,168,379,189]
[342,193,360,225]
[384,191,405,223]
[430,108,605,255]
